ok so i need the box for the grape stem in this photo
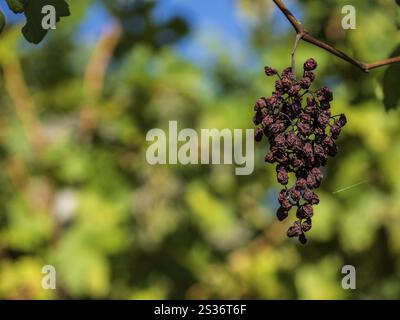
[291,33,302,77]
[273,0,400,73]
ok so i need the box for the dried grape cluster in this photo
[253,58,347,244]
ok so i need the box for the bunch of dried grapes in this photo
[253,58,347,244]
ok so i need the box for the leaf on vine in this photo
[0,9,5,34]
[6,0,25,14]
[22,0,70,44]
[382,45,400,111]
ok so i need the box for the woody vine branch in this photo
[273,0,400,73]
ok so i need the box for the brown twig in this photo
[3,58,48,154]
[79,23,122,137]
[83,24,122,98]
[273,0,400,73]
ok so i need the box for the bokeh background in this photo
[0,0,400,299]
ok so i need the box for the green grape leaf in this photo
[0,9,5,34]
[382,45,400,111]
[6,0,25,14]
[22,0,70,44]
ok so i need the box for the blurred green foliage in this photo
[0,0,400,299]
